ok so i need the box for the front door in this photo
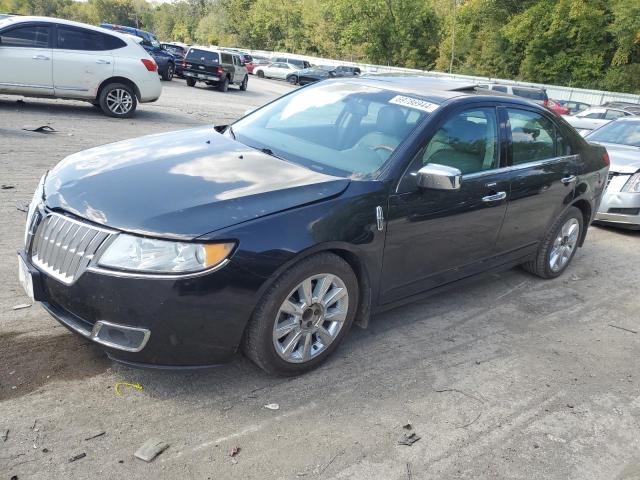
[381,106,509,304]
[0,23,53,95]
[495,107,577,254]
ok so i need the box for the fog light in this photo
[91,321,150,352]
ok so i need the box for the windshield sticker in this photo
[389,95,439,113]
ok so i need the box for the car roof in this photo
[1,16,132,40]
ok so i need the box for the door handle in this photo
[32,55,50,61]
[95,59,111,64]
[561,175,576,185]
[482,191,507,203]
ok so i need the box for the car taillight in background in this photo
[602,152,610,167]
[141,58,158,72]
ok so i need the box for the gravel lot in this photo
[1,78,639,480]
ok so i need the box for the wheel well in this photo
[96,77,141,101]
[327,249,372,329]
[571,199,592,246]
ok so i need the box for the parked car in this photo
[18,76,608,374]
[334,65,361,76]
[564,107,636,135]
[254,61,299,80]
[100,23,175,81]
[601,101,640,114]
[183,46,248,92]
[271,56,311,69]
[0,16,161,117]
[557,100,590,114]
[286,65,360,86]
[586,118,640,229]
[247,57,270,75]
[484,83,549,106]
[547,99,570,116]
[161,42,188,77]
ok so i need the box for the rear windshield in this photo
[187,48,219,64]
[512,87,547,101]
[163,44,184,57]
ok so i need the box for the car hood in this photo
[589,141,640,174]
[44,127,349,239]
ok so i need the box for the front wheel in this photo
[242,253,358,376]
[186,77,196,87]
[161,63,174,81]
[99,83,137,118]
[287,75,298,85]
[239,75,248,91]
[257,70,265,78]
[522,206,583,279]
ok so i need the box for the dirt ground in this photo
[1,78,639,480]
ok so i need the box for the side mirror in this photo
[415,164,461,190]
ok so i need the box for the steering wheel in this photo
[372,145,394,153]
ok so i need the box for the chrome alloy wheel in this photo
[273,274,349,363]
[106,88,133,115]
[549,217,580,272]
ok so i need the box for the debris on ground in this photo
[1,185,15,189]
[2,429,9,441]
[16,201,29,212]
[229,446,241,457]
[84,431,106,441]
[114,382,143,397]
[12,304,32,311]
[406,462,412,480]
[402,423,412,430]
[398,431,421,446]
[608,324,638,334]
[68,452,86,463]
[134,438,169,462]
[264,403,280,410]
[22,125,56,134]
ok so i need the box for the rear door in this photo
[0,22,53,95]
[495,106,577,255]
[185,48,220,79]
[52,25,119,99]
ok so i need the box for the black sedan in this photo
[18,76,609,375]
[286,65,359,85]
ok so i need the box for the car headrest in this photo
[377,106,407,137]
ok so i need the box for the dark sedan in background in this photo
[18,76,608,375]
[286,65,360,85]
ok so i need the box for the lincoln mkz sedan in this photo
[18,76,609,375]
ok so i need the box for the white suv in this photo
[0,16,162,118]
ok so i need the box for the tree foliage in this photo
[1,0,638,93]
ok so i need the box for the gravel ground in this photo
[1,78,639,480]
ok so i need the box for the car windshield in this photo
[230,82,435,177]
[587,121,640,147]
[148,35,161,48]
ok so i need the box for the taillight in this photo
[602,151,610,167]
[216,66,224,75]
[141,58,158,72]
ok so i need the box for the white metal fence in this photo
[247,49,640,106]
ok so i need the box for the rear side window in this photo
[187,49,219,64]
[221,53,232,64]
[605,109,627,120]
[163,45,184,57]
[582,111,604,119]
[512,88,546,101]
[507,109,556,164]
[492,85,508,93]
[0,25,49,48]
[56,27,125,51]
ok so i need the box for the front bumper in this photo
[18,249,259,367]
[594,184,640,229]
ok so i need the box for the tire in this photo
[287,75,298,85]
[242,252,359,376]
[98,82,137,118]
[161,63,174,81]
[257,70,265,78]
[218,76,229,92]
[239,75,248,91]
[522,206,583,279]
[186,77,196,87]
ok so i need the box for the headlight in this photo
[622,173,640,193]
[97,234,235,274]
[24,174,46,246]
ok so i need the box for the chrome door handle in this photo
[561,175,576,185]
[95,59,111,64]
[32,55,50,60]
[482,191,507,203]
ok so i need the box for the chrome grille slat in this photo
[28,213,114,285]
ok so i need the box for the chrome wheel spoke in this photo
[322,286,345,308]
[301,333,313,362]
[281,300,303,317]
[299,278,313,306]
[274,318,298,339]
[549,218,580,272]
[315,327,333,346]
[324,307,347,323]
[282,330,303,356]
[313,274,333,303]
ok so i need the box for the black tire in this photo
[98,82,137,118]
[257,70,265,78]
[239,75,248,91]
[522,206,583,279]
[287,75,298,85]
[242,252,359,376]
[218,76,229,92]
[161,63,174,81]
[186,77,196,87]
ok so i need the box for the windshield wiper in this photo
[258,147,285,160]
[226,125,236,140]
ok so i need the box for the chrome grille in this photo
[30,212,114,285]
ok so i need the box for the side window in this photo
[420,108,499,175]
[56,27,121,51]
[0,25,50,48]
[582,111,604,119]
[221,53,232,64]
[507,109,556,164]
[492,85,508,93]
[605,109,626,120]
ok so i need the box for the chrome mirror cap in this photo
[415,163,462,190]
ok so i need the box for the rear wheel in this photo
[242,253,358,376]
[161,63,174,81]
[218,76,229,92]
[287,75,298,85]
[257,70,265,78]
[99,82,137,118]
[239,75,248,91]
[186,77,196,87]
[522,206,583,279]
